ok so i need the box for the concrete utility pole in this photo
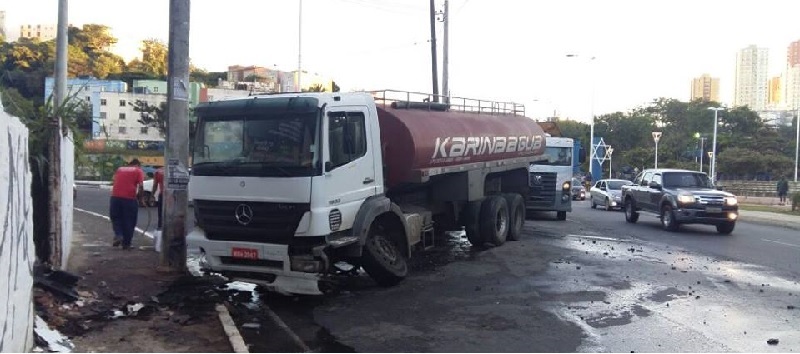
[441,0,449,104]
[429,0,439,101]
[161,0,191,272]
[48,0,68,268]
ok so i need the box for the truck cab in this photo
[526,136,576,220]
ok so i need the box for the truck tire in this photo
[556,211,567,221]
[462,200,484,247]
[624,198,639,223]
[480,196,510,246]
[716,222,735,235]
[502,193,525,241]
[660,204,679,231]
[361,222,408,287]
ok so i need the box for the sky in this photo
[2,0,800,123]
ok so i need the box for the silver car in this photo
[589,179,633,211]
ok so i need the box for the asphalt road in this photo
[74,186,800,352]
[74,185,193,237]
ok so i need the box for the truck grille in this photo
[194,200,310,244]
[527,172,558,207]
[696,195,724,205]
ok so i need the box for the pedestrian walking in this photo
[152,166,165,230]
[777,176,789,205]
[110,159,145,249]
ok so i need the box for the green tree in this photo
[132,38,168,77]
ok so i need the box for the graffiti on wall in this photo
[0,107,36,352]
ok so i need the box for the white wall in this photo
[0,101,36,352]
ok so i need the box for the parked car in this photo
[571,178,586,200]
[589,179,634,211]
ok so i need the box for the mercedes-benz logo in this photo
[533,175,543,185]
[235,204,254,226]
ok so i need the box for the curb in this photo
[216,303,249,353]
[739,215,800,231]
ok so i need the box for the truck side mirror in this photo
[649,181,662,190]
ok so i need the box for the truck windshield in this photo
[662,172,713,189]
[192,112,321,177]
[536,147,572,166]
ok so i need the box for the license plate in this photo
[232,247,259,260]
[706,207,722,213]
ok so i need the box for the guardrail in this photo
[717,181,799,197]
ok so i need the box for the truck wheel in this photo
[556,211,567,221]
[480,196,509,246]
[716,222,735,235]
[624,199,639,223]
[462,200,484,247]
[361,223,408,287]
[660,204,679,231]
[502,193,525,241]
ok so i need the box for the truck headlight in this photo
[677,193,695,204]
[725,197,738,206]
[562,181,571,191]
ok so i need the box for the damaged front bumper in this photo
[188,227,324,295]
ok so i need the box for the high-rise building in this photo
[19,24,56,41]
[768,76,782,108]
[690,74,720,102]
[0,11,7,39]
[785,40,800,110]
[734,45,769,111]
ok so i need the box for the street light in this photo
[652,132,662,168]
[694,132,706,173]
[566,54,597,176]
[607,146,614,178]
[707,107,725,182]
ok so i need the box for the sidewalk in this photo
[34,210,236,352]
[737,195,800,230]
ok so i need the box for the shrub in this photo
[792,192,800,212]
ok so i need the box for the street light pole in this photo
[708,107,724,182]
[607,147,614,178]
[652,132,662,169]
[795,107,799,182]
[566,54,596,176]
[699,137,705,173]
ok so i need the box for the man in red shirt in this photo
[152,167,165,230]
[110,158,145,249]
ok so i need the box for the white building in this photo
[94,92,166,141]
[19,23,56,41]
[734,45,769,111]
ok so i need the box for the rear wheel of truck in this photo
[716,222,735,235]
[624,199,639,223]
[660,204,679,231]
[556,211,567,221]
[362,222,408,287]
[463,200,484,247]
[480,196,509,246]
[502,193,525,241]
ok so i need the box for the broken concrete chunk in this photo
[767,338,779,345]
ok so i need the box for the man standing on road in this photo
[152,166,165,230]
[777,176,789,205]
[110,158,145,249]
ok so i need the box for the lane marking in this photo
[567,234,627,242]
[761,238,800,248]
[75,207,154,239]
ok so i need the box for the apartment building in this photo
[19,23,56,41]
[734,45,769,111]
[690,74,720,102]
[94,92,167,141]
